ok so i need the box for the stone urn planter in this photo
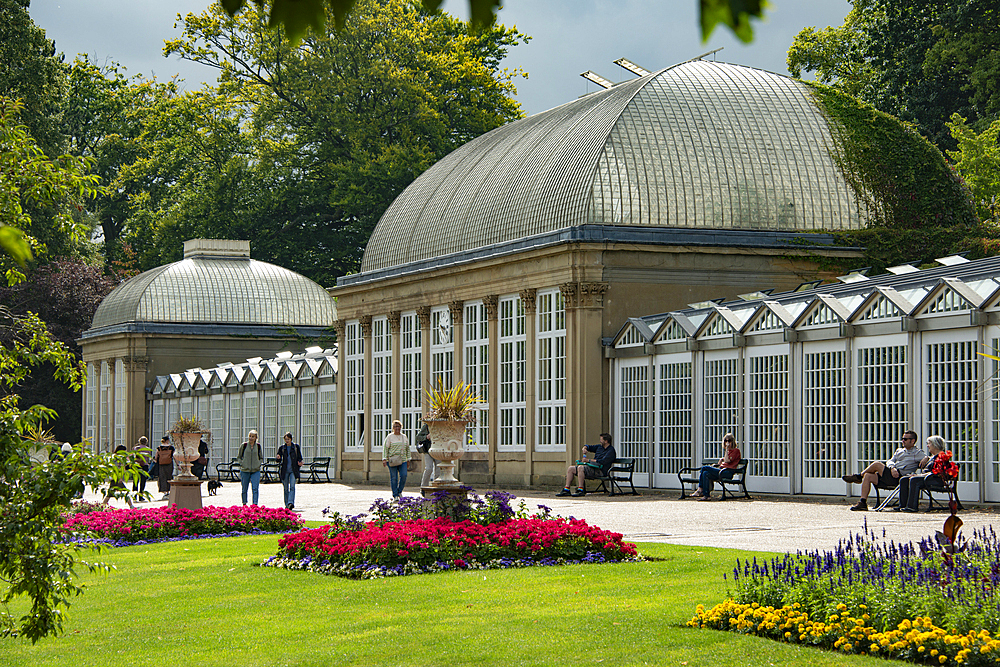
[170,431,205,481]
[423,381,483,489]
[426,419,469,487]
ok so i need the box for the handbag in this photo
[196,456,208,465]
[387,454,404,467]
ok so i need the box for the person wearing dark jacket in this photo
[558,433,616,497]
[276,432,303,510]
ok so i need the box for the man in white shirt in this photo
[843,430,924,511]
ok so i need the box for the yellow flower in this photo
[939,656,948,664]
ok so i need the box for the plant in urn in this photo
[170,415,207,481]
[424,382,483,487]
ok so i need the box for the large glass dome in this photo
[90,240,335,329]
[363,60,867,273]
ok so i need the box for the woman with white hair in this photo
[896,435,949,513]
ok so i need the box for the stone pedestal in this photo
[420,485,469,501]
[168,478,204,510]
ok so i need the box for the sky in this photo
[29,0,853,116]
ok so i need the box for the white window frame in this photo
[114,359,126,447]
[400,312,422,441]
[801,340,849,495]
[300,386,317,459]
[654,352,693,487]
[430,306,454,390]
[535,289,566,452]
[344,320,364,452]
[85,362,97,445]
[99,361,111,450]
[319,385,337,459]
[617,358,650,484]
[371,315,393,452]
[464,301,489,452]
[745,345,790,491]
[498,294,526,452]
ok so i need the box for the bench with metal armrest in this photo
[677,459,750,500]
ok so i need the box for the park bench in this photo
[677,459,751,500]
[216,458,240,482]
[261,457,280,483]
[590,458,639,496]
[873,476,963,512]
[300,456,332,483]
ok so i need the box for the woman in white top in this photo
[381,419,411,498]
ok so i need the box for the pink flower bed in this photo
[63,504,303,544]
[269,516,638,578]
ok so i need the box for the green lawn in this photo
[2,536,885,666]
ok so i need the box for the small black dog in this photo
[207,480,223,496]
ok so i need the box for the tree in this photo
[0,0,68,157]
[0,97,101,270]
[787,0,997,150]
[948,113,1000,223]
[0,95,136,644]
[215,0,767,44]
[0,259,117,443]
[138,0,526,284]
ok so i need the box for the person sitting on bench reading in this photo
[896,435,949,513]
[558,433,615,497]
[690,433,740,501]
[843,430,924,511]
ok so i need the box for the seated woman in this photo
[896,435,948,513]
[691,433,740,501]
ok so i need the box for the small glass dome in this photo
[90,240,335,329]
[363,60,867,273]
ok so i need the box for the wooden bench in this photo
[300,456,332,483]
[590,458,639,496]
[677,459,751,500]
[215,458,240,482]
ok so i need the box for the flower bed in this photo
[688,524,1000,665]
[262,490,639,578]
[63,504,303,546]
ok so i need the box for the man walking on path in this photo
[843,430,924,511]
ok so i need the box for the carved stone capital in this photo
[448,300,464,325]
[359,315,373,337]
[387,311,401,334]
[519,288,537,314]
[416,306,431,329]
[122,355,150,372]
[561,282,609,309]
[483,294,499,321]
[332,319,347,340]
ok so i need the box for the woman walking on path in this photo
[381,420,411,498]
[276,432,303,509]
[155,436,175,501]
[239,430,263,505]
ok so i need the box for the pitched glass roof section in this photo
[363,60,865,273]
[91,256,335,329]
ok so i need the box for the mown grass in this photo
[2,537,887,666]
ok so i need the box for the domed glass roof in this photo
[90,240,335,329]
[363,60,866,273]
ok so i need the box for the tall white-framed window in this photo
[464,302,489,452]
[618,359,649,476]
[228,393,243,457]
[242,391,259,448]
[278,388,296,450]
[180,396,193,420]
[344,320,364,452]
[300,386,317,458]
[656,355,692,476]
[802,344,848,482]
[99,361,111,450]
[151,401,164,444]
[372,315,393,450]
[856,338,908,470]
[114,359,126,446]
[209,394,225,460]
[536,289,566,452]
[702,352,739,461]
[319,386,337,458]
[925,335,978,483]
[746,348,789,480]
[498,294,526,451]
[165,399,178,438]
[430,307,454,390]
[400,312,422,440]
[263,390,278,457]
[85,362,97,445]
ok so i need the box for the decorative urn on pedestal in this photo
[424,382,483,489]
[168,416,208,509]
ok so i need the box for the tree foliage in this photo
[948,114,1000,223]
[787,0,998,150]
[216,0,768,44]
[0,97,102,273]
[121,0,526,284]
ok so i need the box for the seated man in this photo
[557,433,616,497]
[896,435,949,513]
[842,430,924,511]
